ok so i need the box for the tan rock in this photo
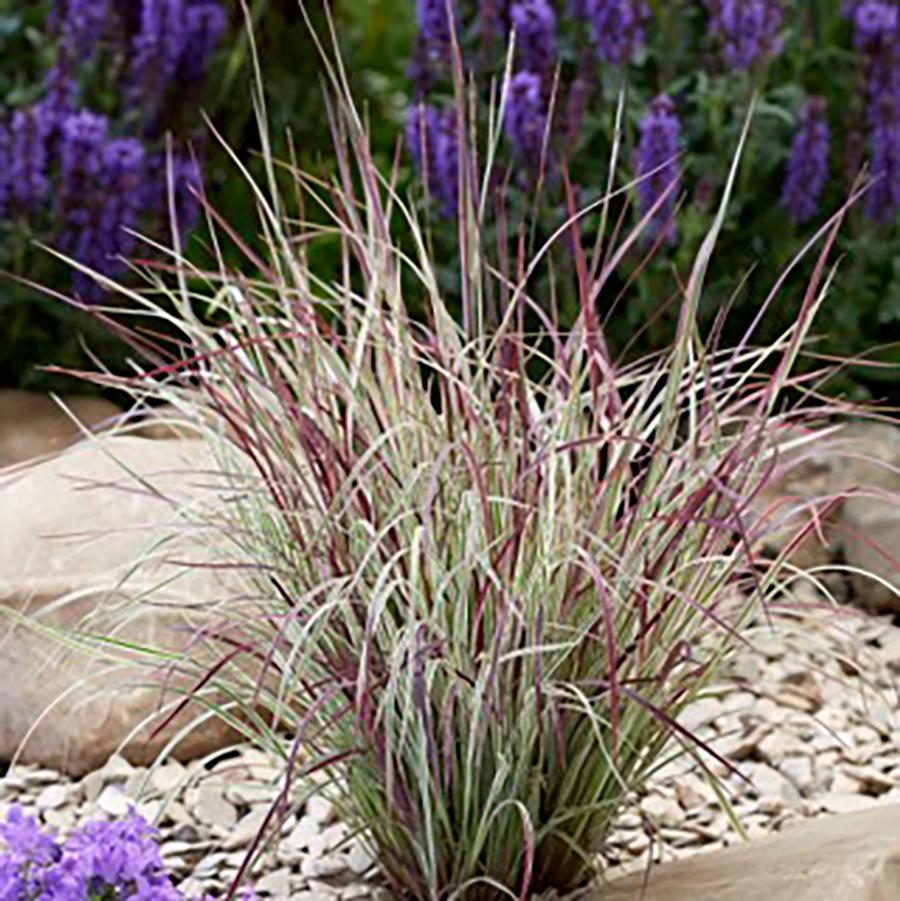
[754,421,900,613]
[750,425,843,571]
[0,390,121,467]
[592,806,900,901]
[842,495,900,613]
[825,423,900,613]
[129,404,206,441]
[0,436,249,775]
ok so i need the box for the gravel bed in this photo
[1,607,898,898]
[601,606,900,881]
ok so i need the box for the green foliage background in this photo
[0,0,413,391]
[2,0,899,399]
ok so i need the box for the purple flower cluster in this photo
[850,1,898,49]
[59,111,108,224]
[131,0,193,122]
[1,0,226,300]
[781,98,831,223]
[40,45,79,133]
[9,109,51,214]
[71,136,148,300]
[180,4,229,83]
[59,0,115,56]
[510,0,557,74]
[635,95,681,242]
[848,1,900,221]
[0,807,181,900]
[705,0,784,70]
[406,104,460,217]
[504,70,549,170]
[585,0,650,66]
[416,0,457,63]
[54,0,227,124]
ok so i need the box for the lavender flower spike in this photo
[851,1,898,49]
[131,0,186,119]
[0,126,10,220]
[98,137,146,259]
[705,0,784,70]
[179,3,228,84]
[587,0,650,66]
[10,108,51,214]
[63,0,114,55]
[865,93,900,223]
[635,94,681,242]
[416,0,457,61]
[781,98,831,224]
[406,103,460,217]
[59,110,108,227]
[39,42,79,137]
[504,70,548,171]
[510,0,558,75]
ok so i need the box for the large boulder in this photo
[751,425,840,572]
[833,424,900,613]
[755,421,900,614]
[0,436,248,775]
[593,806,900,901]
[0,390,121,467]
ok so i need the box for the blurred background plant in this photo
[0,0,338,391]
[3,0,898,399]
[398,0,900,399]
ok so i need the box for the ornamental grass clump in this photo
[77,31,851,900]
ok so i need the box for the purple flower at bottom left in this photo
[0,805,257,901]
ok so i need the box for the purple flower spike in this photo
[0,126,10,220]
[406,103,460,218]
[586,0,650,65]
[39,44,79,138]
[781,98,831,223]
[406,103,441,174]
[100,138,146,256]
[63,0,114,55]
[131,0,186,119]
[635,94,681,242]
[179,3,228,83]
[568,0,591,17]
[10,108,51,214]
[504,70,548,171]
[865,94,900,223]
[510,0,557,74]
[850,1,900,222]
[416,0,457,61]
[59,110,108,224]
[705,0,784,70]
[851,1,898,49]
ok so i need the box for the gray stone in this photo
[193,784,237,831]
[255,867,293,897]
[35,784,68,810]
